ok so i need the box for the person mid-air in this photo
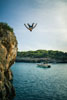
[24,23,37,31]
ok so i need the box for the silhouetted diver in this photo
[24,23,37,31]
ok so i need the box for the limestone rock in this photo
[0,23,18,100]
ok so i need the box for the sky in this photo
[0,0,67,52]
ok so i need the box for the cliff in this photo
[0,23,17,100]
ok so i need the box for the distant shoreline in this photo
[16,57,67,63]
[16,50,67,63]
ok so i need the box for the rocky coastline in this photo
[16,57,67,63]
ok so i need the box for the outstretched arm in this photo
[33,23,37,29]
[27,23,30,27]
[24,24,29,29]
[32,23,34,27]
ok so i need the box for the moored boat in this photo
[37,63,51,68]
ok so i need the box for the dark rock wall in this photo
[0,23,18,100]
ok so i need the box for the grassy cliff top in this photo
[0,22,13,32]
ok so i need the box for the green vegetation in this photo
[17,50,67,61]
[0,22,13,32]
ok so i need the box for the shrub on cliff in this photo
[0,22,13,32]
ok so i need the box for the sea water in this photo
[11,63,67,100]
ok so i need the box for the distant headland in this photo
[16,50,67,63]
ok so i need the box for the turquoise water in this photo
[11,63,67,100]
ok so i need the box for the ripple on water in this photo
[11,63,67,100]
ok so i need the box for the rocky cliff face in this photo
[0,23,17,100]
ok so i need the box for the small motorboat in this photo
[37,63,51,68]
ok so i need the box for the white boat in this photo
[37,64,51,68]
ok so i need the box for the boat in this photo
[37,63,51,68]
